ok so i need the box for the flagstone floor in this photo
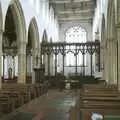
[1,90,79,120]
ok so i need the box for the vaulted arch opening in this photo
[41,30,48,67]
[2,0,26,83]
[41,30,48,77]
[101,14,106,79]
[26,18,39,84]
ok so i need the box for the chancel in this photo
[0,0,120,120]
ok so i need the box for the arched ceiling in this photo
[50,0,96,23]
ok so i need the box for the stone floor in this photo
[1,90,79,120]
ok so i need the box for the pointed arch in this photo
[101,14,105,42]
[28,17,39,49]
[0,2,3,31]
[26,17,39,84]
[2,0,27,84]
[4,0,26,44]
[42,30,48,43]
[100,14,106,75]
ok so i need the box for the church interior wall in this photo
[93,0,120,86]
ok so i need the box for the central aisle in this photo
[1,90,78,120]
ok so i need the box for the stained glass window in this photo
[65,26,87,66]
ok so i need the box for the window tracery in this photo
[65,26,87,66]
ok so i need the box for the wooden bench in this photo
[83,84,117,90]
[1,84,35,99]
[79,84,120,120]
[104,115,120,120]
[0,83,49,116]
[0,94,16,115]
[0,90,22,108]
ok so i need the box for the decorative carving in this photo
[3,36,17,56]
[41,41,100,76]
[41,41,100,56]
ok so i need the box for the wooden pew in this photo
[82,84,117,91]
[79,84,120,120]
[0,90,22,108]
[1,84,35,99]
[0,82,48,115]
[104,115,120,120]
[1,83,47,102]
[0,94,15,115]
[0,82,49,117]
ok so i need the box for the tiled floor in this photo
[1,90,79,120]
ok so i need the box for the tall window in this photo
[65,26,87,66]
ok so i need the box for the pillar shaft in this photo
[0,29,3,88]
[108,40,113,84]
[27,55,32,76]
[32,48,39,84]
[18,42,26,84]
[103,41,109,83]
[38,48,41,68]
[50,54,53,76]
[117,27,120,90]
[47,54,50,77]
[112,42,117,84]
[106,38,117,85]
[45,54,48,76]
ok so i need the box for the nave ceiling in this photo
[50,0,96,23]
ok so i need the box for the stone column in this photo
[117,27,120,90]
[47,54,50,77]
[103,40,109,83]
[27,55,32,76]
[108,40,112,84]
[50,54,53,76]
[0,29,3,88]
[106,36,118,85]
[32,48,39,84]
[38,46,41,68]
[108,39,117,85]
[45,54,48,76]
[111,40,117,85]
[18,42,26,84]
